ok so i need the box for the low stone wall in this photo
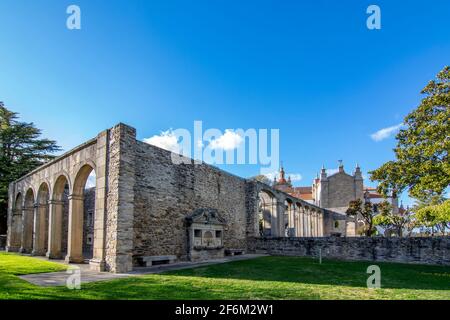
[248,237,450,266]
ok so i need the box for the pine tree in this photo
[0,102,60,233]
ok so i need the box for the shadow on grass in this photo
[162,256,450,291]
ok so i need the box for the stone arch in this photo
[20,188,35,253]
[72,164,95,197]
[258,189,277,237]
[33,182,50,255]
[66,164,96,262]
[52,173,71,200]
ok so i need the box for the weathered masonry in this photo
[7,123,331,273]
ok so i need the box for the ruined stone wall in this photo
[248,237,450,266]
[133,141,248,261]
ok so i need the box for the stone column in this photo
[20,205,34,253]
[47,200,64,259]
[276,201,286,237]
[6,210,22,252]
[90,129,109,271]
[65,194,84,263]
[316,212,319,236]
[319,212,324,236]
[104,123,136,273]
[32,203,48,256]
[6,184,20,252]
[311,211,316,237]
[305,208,310,237]
[299,207,304,237]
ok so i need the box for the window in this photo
[215,230,222,238]
[194,229,202,237]
[334,221,339,228]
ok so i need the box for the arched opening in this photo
[21,188,35,253]
[67,164,96,262]
[34,183,50,256]
[48,175,70,259]
[82,169,96,260]
[9,193,23,250]
[258,190,276,237]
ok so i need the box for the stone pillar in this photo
[299,207,304,237]
[104,123,136,273]
[6,210,22,252]
[311,211,316,237]
[65,194,84,263]
[47,200,64,259]
[319,212,324,236]
[316,212,320,236]
[276,201,286,237]
[90,129,109,271]
[20,205,34,253]
[305,208,310,237]
[32,203,48,256]
[6,184,20,252]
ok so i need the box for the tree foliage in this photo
[0,102,60,233]
[373,201,416,237]
[346,199,381,236]
[370,66,450,201]
[415,200,450,235]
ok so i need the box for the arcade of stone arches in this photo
[258,189,324,237]
[7,164,96,263]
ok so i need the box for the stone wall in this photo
[133,141,248,262]
[248,237,450,266]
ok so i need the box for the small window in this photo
[334,221,339,228]
[194,229,202,237]
[215,230,222,238]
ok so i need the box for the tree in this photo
[0,102,60,234]
[373,201,415,237]
[415,200,450,236]
[250,174,272,186]
[346,198,379,236]
[370,66,450,202]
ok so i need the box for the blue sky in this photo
[1,1,449,205]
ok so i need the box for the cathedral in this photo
[273,162,399,236]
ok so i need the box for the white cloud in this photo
[209,130,243,150]
[289,174,303,182]
[370,123,403,142]
[326,168,339,176]
[143,130,180,153]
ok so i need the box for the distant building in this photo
[273,162,399,236]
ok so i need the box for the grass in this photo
[0,252,449,300]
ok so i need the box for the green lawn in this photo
[0,251,449,300]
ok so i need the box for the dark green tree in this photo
[373,201,415,237]
[346,198,380,237]
[0,102,60,233]
[370,66,450,202]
